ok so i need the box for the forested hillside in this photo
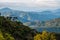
[0,16,37,40]
[0,16,60,40]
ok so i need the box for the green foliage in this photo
[4,33,15,40]
[0,29,5,40]
[0,16,36,40]
[34,31,56,40]
[0,29,15,40]
[0,16,58,40]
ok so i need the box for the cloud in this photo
[0,0,60,11]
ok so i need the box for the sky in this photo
[0,0,60,11]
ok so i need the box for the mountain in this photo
[24,18,60,29]
[0,8,60,23]
[0,8,60,28]
[0,8,60,40]
[34,18,60,33]
[0,16,37,40]
[0,16,60,40]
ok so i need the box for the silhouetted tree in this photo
[0,13,1,16]
[12,17,18,21]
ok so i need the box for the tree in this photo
[50,33,56,40]
[0,30,5,40]
[12,17,18,21]
[4,33,15,40]
[41,31,50,40]
[0,13,1,16]
[34,34,42,40]
[34,31,56,40]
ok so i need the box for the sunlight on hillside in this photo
[34,30,56,40]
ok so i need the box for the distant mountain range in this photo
[0,8,60,22]
[36,18,60,33]
[0,8,60,28]
[24,18,60,28]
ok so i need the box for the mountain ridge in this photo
[0,8,60,27]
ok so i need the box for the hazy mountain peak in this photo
[40,10,52,14]
[0,7,12,11]
[0,8,60,23]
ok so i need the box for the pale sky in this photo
[0,0,60,11]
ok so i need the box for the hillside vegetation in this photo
[0,16,37,40]
[0,16,60,40]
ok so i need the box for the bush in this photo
[34,30,56,40]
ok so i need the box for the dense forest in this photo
[0,15,60,40]
[0,16,37,40]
